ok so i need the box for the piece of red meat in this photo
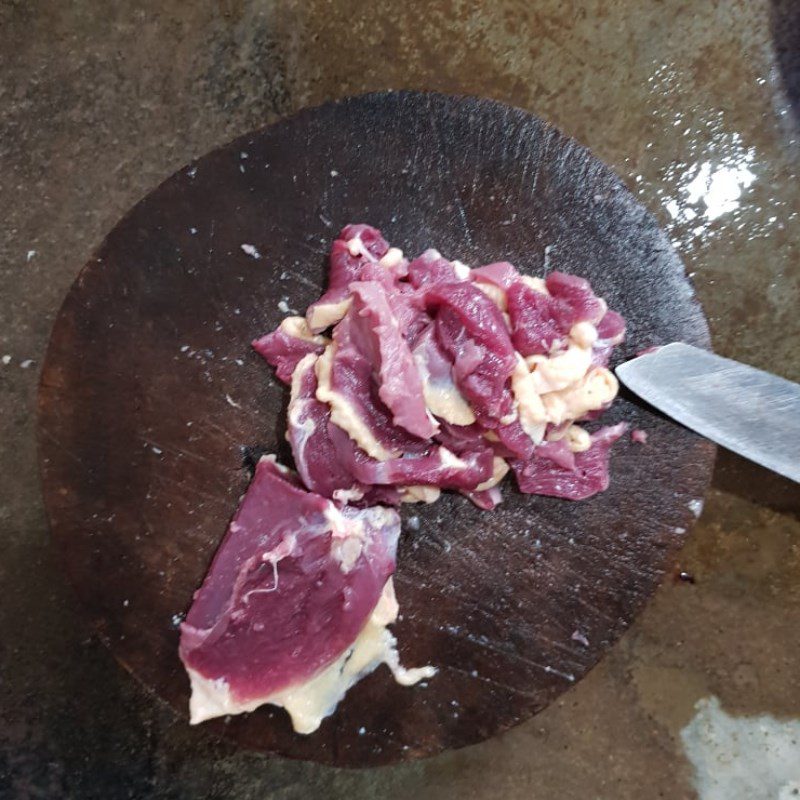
[471,261,519,289]
[252,322,327,385]
[321,310,430,459]
[349,281,437,439]
[510,423,628,500]
[592,309,626,367]
[286,353,364,500]
[179,457,400,711]
[306,224,389,332]
[328,423,493,491]
[426,283,517,422]
[407,249,463,288]
[545,271,607,326]
[506,281,568,356]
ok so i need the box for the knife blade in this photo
[615,342,800,483]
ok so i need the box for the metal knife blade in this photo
[616,342,800,483]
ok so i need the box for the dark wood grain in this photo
[37,91,715,767]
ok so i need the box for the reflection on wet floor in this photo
[682,697,800,800]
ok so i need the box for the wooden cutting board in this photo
[37,91,715,767]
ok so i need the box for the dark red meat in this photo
[180,457,400,704]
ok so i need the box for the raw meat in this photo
[184,224,629,734]
[510,423,628,500]
[180,457,401,722]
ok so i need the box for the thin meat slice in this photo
[427,283,517,423]
[510,422,628,500]
[412,324,476,427]
[328,423,494,491]
[545,271,607,327]
[349,281,437,439]
[506,281,568,356]
[252,317,329,384]
[287,353,362,501]
[407,249,467,288]
[180,457,400,725]
[306,224,389,332]
[471,261,520,289]
[592,310,626,367]
[316,311,429,461]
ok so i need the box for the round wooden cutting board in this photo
[38,91,715,767]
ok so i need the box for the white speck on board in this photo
[357,726,366,735]
[1,355,11,365]
[151,446,163,455]
[187,166,197,178]
[688,499,704,518]
[240,244,261,259]
[225,394,242,409]
[235,359,244,366]
[19,359,34,369]
[277,300,290,313]
[330,169,339,177]
[26,250,36,262]
[571,630,590,647]
[189,227,198,235]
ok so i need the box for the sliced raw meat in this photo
[592,310,626,367]
[427,283,517,422]
[287,353,361,500]
[407,249,466,288]
[316,312,429,461]
[306,224,389,332]
[349,281,437,439]
[252,317,329,384]
[471,261,519,289]
[412,324,476,426]
[545,271,607,326]
[464,486,504,510]
[510,422,628,500]
[328,423,493,491]
[506,280,568,356]
[180,456,400,722]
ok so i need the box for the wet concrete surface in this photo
[1,1,798,797]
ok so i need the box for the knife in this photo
[615,342,800,483]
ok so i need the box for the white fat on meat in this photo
[569,321,598,348]
[288,353,319,451]
[438,447,467,470]
[413,334,476,426]
[510,355,547,444]
[378,247,404,268]
[451,260,471,280]
[519,275,548,294]
[346,234,379,260]
[527,343,593,393]
[315,343,398,461]
[475,457,510,491]
[474,281,508,311]
[187,578,436,733]
[280,316,330,345]
[541,367,619,425]
[307,298,353,332]
[400,485,442,504]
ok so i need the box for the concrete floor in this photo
[1,1,799,797]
